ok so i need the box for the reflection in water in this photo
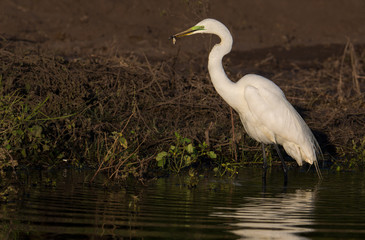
[2,170,365,239]
[213,189,317,239]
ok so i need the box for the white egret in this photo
[171,18,322,183]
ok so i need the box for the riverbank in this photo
[1,40,364,181]
[0,0,364,181]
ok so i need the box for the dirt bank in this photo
[0,1,364,178]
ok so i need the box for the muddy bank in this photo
[1,0,365,58]
[1,38,364,179]
[0,1,364,179]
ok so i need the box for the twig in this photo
[349,42,361,95]
[230,107,238,162]
[338,40,350,102]
[204,121,214,146]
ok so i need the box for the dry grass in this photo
[1,39,364,179]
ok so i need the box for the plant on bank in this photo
[156,132,217,173]
[336,137,365,170]
[0,84,54,170]
[92,130,142,181]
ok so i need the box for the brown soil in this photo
[1,0,365,57]
[1,0,364,173]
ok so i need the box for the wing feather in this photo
[243,82,318,165]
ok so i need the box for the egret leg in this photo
[274,144,288,186]
[261,143,267,185]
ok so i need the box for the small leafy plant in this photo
[336,137,365,170]
[156,132,217,173]
[0,87,51,167]
[213,162,240,177]
[348,138,365,168]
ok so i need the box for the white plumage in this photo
[172,18,321,180]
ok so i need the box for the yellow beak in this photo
[170,25,205,44]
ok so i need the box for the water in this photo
[1,168,365,239]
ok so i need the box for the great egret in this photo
[171,18,322,183]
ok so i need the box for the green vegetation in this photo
[2,95,46,158]
[0,87,48,170]
[351,138,365,167]
[155,132,251,178]
[335,137,365,171]
[0,80,76,168]
[156,132,217,173]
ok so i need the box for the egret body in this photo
[171,19,321,183]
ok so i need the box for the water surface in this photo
[1,168,365,239]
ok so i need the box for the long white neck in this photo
[207,25,238,108]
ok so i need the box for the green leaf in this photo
[21,148,27,158]
[208,151,217,159]
[201,142,208,148]
[174,132,180,139]
[185,155,191,166]
[30,125,43,138]
[183,137,191,143]
[119,136,128,148]
[156,151,168,167]
[156,151,167,161]
[186,143,194,154]
[43,144,50,151]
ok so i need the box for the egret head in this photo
[170,24,205,44]
[170,19,230,45]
